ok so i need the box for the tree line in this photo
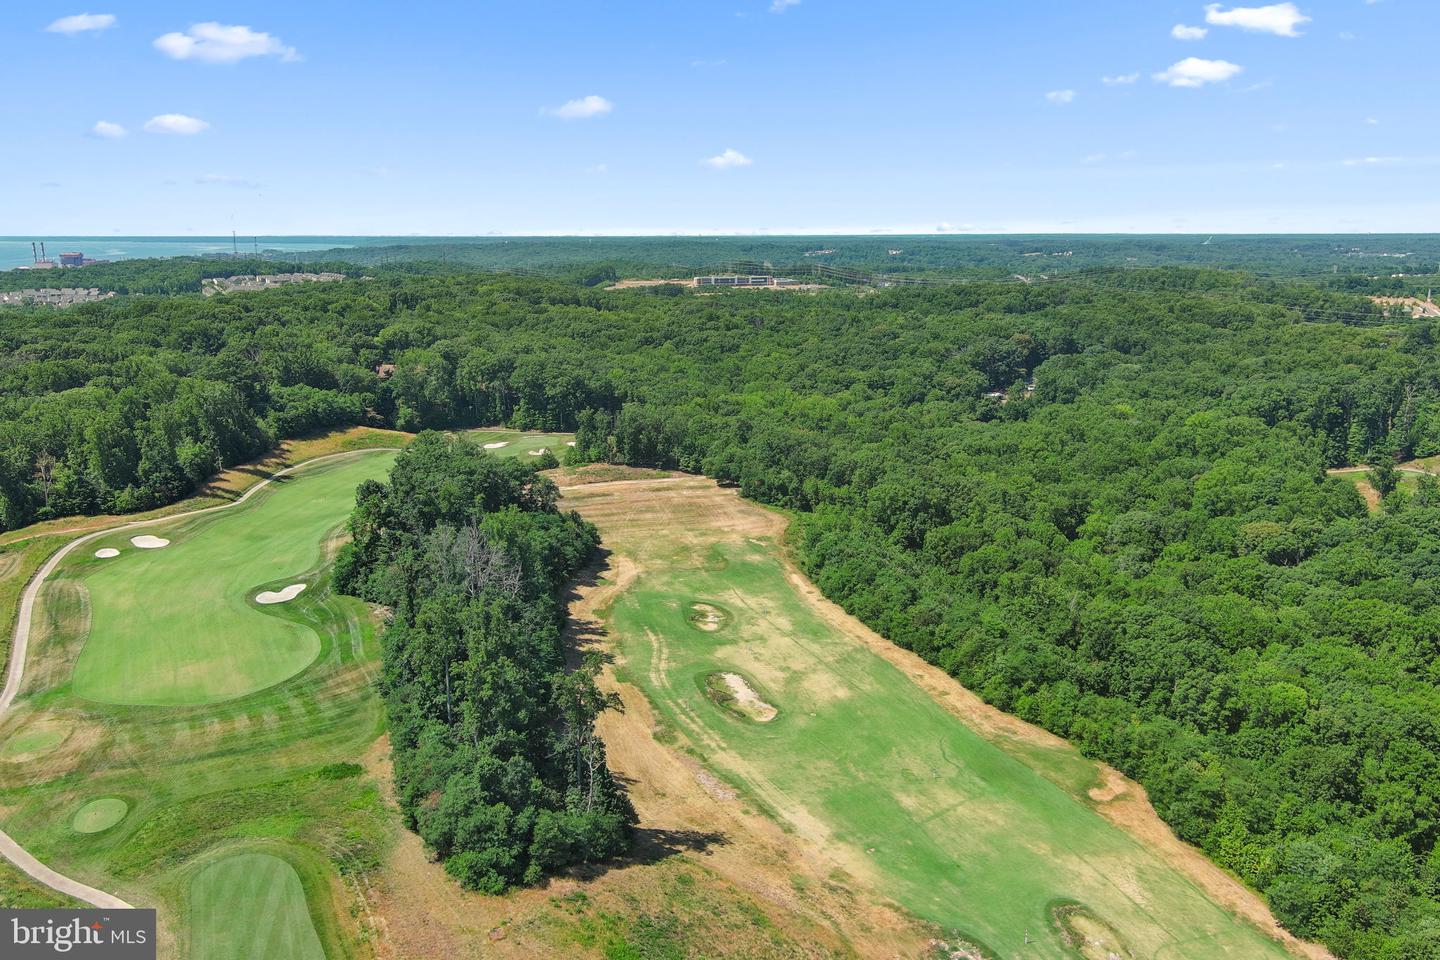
[335,432,633,891]
[5,264,1440,954]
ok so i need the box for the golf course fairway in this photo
[72,453,397,706]
[189,853,324,960]
[560,473,1302,960]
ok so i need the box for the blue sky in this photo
[2,1,1434,234]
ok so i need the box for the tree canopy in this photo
[4,261,1440,955]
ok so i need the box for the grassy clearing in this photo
[0,450,398,957]
[71,454,395,706]
[561,476,1297,960]
[189,852,325,960]
[464,427,574,459]
[1331,468,1425,514]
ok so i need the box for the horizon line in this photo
[3,231,1439,240]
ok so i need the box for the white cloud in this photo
[1365,117,1379,125]
[143,113,210,135]
[1172,24,1209,40]
[1342,156,1435,168]
[1204,4,1311,37]
[46,13,115,34]
[1153,57,1244,87]
[91,120,127,139]
[1045,89,1076,105]
[770,0,801,11]
[154,23,298,63]
[196,173,259,188]
[1101,72,1140,85]
[543,95,614,120]
[703,148,753,169]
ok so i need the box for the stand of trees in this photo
[6,264,1440,954]
[335,432,633,891]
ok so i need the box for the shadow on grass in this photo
[561,549,619,669]
[558,549,733,880]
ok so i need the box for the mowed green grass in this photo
[190,853,325,960]
[464,428,574,459]
[71,798,129,834]
[569,479,1295,960]
[72,453,396,706]
[0,449,395,958]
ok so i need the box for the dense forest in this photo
[4,261,1440,954]
[0,256,359,296]
[335,432,633,890]
[286,234,1440,288]
[9,233,1437,296]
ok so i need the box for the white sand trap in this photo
[527,448,549,456]
[566,441,577,447]
[483,441,509,449]
[94,548,120,559]
[130,535,170,549]
[255,583,307,605]
[720,673,778,722]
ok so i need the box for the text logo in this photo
[2,910,155,959]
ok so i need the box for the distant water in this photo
[0,236,375,270]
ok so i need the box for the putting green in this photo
[71,798,128,833]
[565,477,1295,960]
[190,852,324,960]
[71,453,395,706]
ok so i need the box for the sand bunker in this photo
[130,535,170,549]
[255,583,307,605]
[483,441,509,449]
[527,448,548,456]
[712,672,778,722]
[688,602,730,632]
[94,548,120,559]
